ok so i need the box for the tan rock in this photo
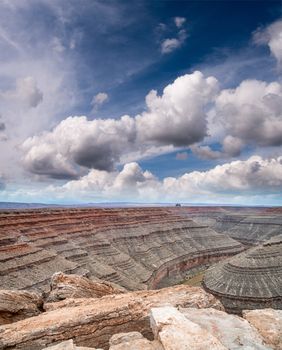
[44,340,75,349]
[0,285,222,349]
[181,307,270,350]
[0,289,43,325]
[109,332,163,350]
[150,306,227,350]
[44,339,100,350]
[47,272,126,302]
[243,309,282,349]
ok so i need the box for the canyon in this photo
[0,207,245,292]
[0,206,281,349]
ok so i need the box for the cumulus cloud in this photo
[174,17,186,28]
[41,155,282,202]
[0,76,43,108]
[253,19,282,65]
[22,115,136,178]
[60,162,158,200]
[213,79,282,147]
[137,71,218,146]
[191,136,244,160]
[22,71,218,178]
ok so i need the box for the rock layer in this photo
[47,272,126,302]
[0,289,43,325]
[0,208,244,292]
[203,235,282,313]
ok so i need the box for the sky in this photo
[0,0,282,205]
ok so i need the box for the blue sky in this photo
[0,0,282,205]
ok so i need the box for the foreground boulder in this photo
[109,332,163,350]
[0,289,43,325]
[181,307,270,349]
[150,306,227,350]
[0,285,222,349]
[47,272,126,302]
[44,339,102,349]
[243,309,282,350]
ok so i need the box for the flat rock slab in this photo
[243,309,282,350]
[181,307,270,350]
[150,306,227,350]
[109,332,163,350]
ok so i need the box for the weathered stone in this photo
[150,306,227,350]
[43,339,100,350]
[181,308,270,349]
[0,284,222,350]
[203,235,282,313]
[44,340,75,349]
[109,332,163,350]
[0,289,43,325]
[243,309,282,350]
[47,272,125,302]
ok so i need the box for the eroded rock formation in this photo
[0,208,244,292]
[203,235,282,313]
[187,206,282,245]
[0,283,223,349]
[0,289,43,325]
[47,272,126,302]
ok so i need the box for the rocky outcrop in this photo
[150,306,227,350]
[0,284,223,349]
[109,332,163,350]
[0,208,244,292]
[0,289,43,325]
[44,339,102,349]
[47,272,126,302]
[37,306,278,350]
[203,235,282,313]
[243,309,282,350]
[181,307,269,349]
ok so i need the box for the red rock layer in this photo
[0,207,244,292]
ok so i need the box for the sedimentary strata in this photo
[0,208,243,291]
[203,235,282,313]
[187,206,282,245]
[0,290,43,325]
[47,272,126,302]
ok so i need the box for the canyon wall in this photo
[203,234,282,314]
[183,207,282,245]
[0,207,244,292]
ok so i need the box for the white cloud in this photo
[23,155,281,203]
[161,38,182,54]
[91,92,109,109]
[161,25,188,54]
[213,79,282,147]
[174,17,186,28]
[22,71,219,178]
[137,71,218,146]
[253,19,282,65]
